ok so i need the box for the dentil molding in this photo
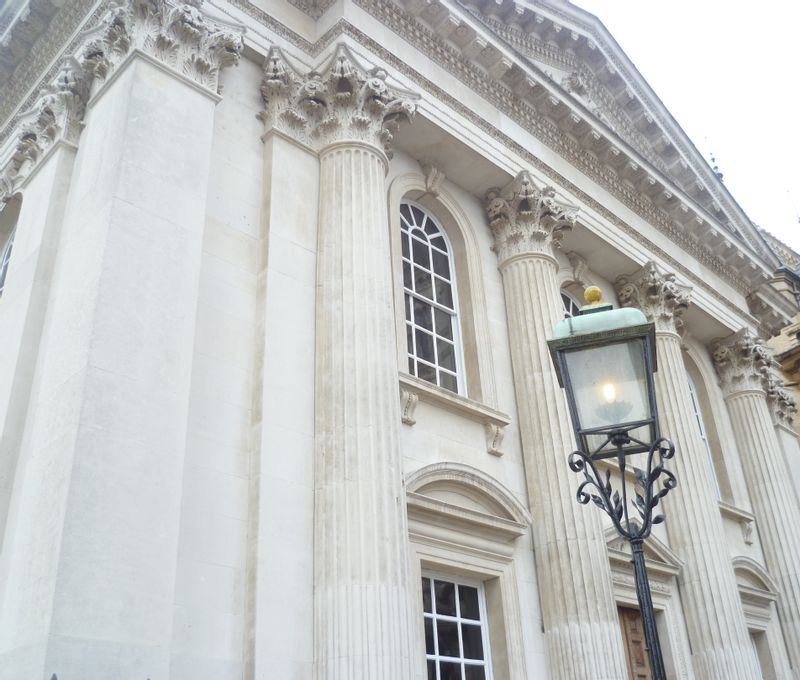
[615,260,691,334]
[259,43,418,158]
[484,169,578,265]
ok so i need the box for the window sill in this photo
[399,373,511,457]
[718,500,755,545]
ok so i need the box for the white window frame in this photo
[561,290,581,318]
[400,200,466,396]
[0,229,15,297]
[687,374,722,499]
[422,570,494,680]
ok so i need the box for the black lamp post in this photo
[547,287,677,680]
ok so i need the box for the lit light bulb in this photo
[602,382,616,402]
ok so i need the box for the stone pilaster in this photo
[713,329,800,672]
[261,45,418,679]
[0,2,243,678]
[485,171,629,680]
[616,262,759,679]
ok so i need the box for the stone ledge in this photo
[398,372,511,457]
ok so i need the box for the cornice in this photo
[200,1,762,327]
[352,0,771,294]
[0,0,100,133]
[5,0,770,330]
[285,0,335,20]
[471,0,771,264]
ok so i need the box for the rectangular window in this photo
[422,574,492,680]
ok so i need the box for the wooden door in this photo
[618,606,653,680]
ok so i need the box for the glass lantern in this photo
[548,287,659,459]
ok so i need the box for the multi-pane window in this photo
[0,230,15,297]
[401,202,462,393]
[561,291,581,318]
[422,575,492,680]
[687,374,721,499]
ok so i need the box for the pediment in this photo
[604,525,683,579]
[405,462,531,545]
[391,0,780,292]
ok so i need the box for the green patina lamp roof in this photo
[552,305,648,339]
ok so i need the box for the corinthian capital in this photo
[259,44,418,158]
[615,261,691,334]
[712,329,798,423]
[0,60,89,205]
[484,170,577,264]
[80,0,243,94]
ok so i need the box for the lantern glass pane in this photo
[564,338,650,432]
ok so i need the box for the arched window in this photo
[687,373,722,499]
[0,229,14,297]
[561,291,581,318]
[400,201,463,394]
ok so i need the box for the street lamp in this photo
[547,286,677,680]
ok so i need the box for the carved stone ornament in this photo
[0,59,89,205]
[712,328,798,424]
[615,261,691,334]
[0,0,243,207]
[484,170,578,264]
[259,44,418,157]
[79,0,244,94]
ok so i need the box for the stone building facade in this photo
[0,0,799,679]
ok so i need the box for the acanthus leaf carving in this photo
[484,170,577,264]
[0,59,89,205]
[615,261,691,334]
[79,0,243,94]
[259,43,418,158]
[712,328,798,425]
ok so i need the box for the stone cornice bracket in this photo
[484,170,577,265]
[80,0,244,95]
[0,58,89,206]
[259,43,418,158]
[615,261,691,334]
[712,329,798,423]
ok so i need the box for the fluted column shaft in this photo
[487,172,627,679]
[502,255,628,679]
[617,262,758,679]
[314,141,415,679]
[653,331,759,678]
[714,329,800,675]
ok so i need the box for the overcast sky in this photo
[572,1,800,259]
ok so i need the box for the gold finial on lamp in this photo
[584,286,602,305]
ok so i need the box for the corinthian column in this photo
[485,172,628,679]
[616,262,758,679]
[713,329,800,672]
[263,45,418,679]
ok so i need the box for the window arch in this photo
[400,201,464,394]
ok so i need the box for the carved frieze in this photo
[484,170,577,264]
[260,44,417,158]
[713,329,798,424]
[615,261,691,334]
